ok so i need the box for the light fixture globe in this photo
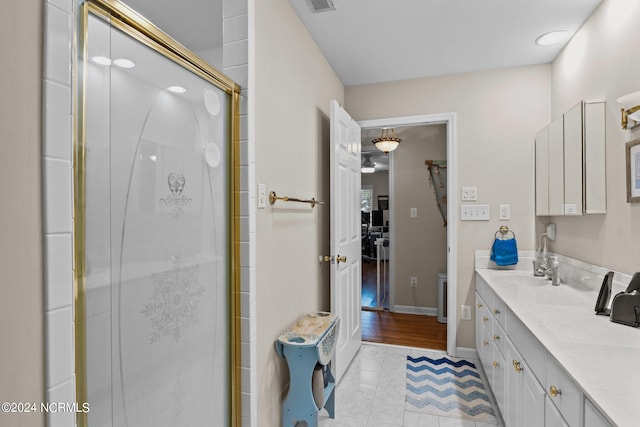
[361,154,376,173]
[372,128,402,153]
[535,30,570,46]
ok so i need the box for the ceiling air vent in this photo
[307,0,336,13]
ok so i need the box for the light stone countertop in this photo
[476,268,640,427]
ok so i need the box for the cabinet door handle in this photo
[493,334,500,341]
[493,308,500,315]
[483,340,489,346]
[512,360,522,373]
[493,361,499,368]
[483,316,489,322]
[549,385,561,397]
[477,303,483,308]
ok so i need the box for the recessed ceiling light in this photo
[91,56,111,66]
[535,30,570,46]
[113,58,135,68]
[167,86,187,94]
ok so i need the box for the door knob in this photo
[549,385,561,397]
[336,255,347,263]
[322,256,332,262]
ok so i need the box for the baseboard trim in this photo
[393,305,437,316]
[455,346,478,360]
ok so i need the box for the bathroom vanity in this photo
[475,259,640,426]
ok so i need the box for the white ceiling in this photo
[289,0,602,86]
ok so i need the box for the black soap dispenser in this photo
[595,271,614,316]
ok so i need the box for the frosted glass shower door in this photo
[80,8,233,427]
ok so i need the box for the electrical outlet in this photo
[410,277,418,288]
[461,305,471,320]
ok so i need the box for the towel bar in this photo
[495,225,516,240]
[269,191,324,208]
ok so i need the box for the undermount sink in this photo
[498,273,549,287]
[479,270,595,307]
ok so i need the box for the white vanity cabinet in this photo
[506,337,545,427]
[535,100,606,216]
[475,274,612,427]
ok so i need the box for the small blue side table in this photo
[275,312,339,427]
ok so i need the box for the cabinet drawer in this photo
[493,320,506,356]
[491,297,506,329]
[545,355,582,427]
[584,399,612,427]
[476,276,495,309]
[546,395,569,427]
[508,311,544,384]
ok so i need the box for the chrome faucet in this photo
[549,256,561,286]
[533,224,557,279]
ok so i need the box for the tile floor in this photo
[318,343,505,427]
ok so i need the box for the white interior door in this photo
[330,100,362,382]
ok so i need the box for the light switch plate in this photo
[257,183,266,209]
[410,207,418,218]
[461,186,478,201]
[460,204,490,220]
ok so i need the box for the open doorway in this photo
[357,114,457,354]
[360,145,390,310]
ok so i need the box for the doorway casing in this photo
[358,113,458,356]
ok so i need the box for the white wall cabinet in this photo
[535,127,550,216]
[535,100,606,216]
[548,117,565,215]
[475,275,612,427]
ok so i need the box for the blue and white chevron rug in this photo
[405,354,497,423]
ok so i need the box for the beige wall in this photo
[0,1,45,426]
[393,125,447,309]
[543,0,640,272]
[346,65,550,348]
[254,0,344,424]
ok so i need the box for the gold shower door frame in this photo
[74,1,242,425]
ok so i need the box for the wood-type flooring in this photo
[361,310,447,350]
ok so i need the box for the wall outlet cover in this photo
[499,204,511,220]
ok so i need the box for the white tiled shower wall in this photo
[42,0,255,425]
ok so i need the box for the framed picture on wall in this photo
[626,139,640,202]
[378,195,389,210]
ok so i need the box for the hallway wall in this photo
[0,1,45,427]
[254,0,344,424]
[393,125,447,311]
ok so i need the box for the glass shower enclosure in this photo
[75,2,240,425]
